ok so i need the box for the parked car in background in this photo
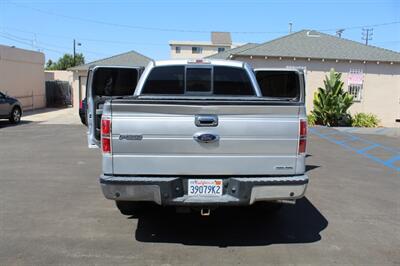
[79,98,87,125]
[0,91,22,124]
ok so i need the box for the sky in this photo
[0,0,399,64]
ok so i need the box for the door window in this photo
[255,71,300,99]
[92,68,139,96]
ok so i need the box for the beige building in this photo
[208,30,400,127]
[170,32,241,59]
[0,44,45,110]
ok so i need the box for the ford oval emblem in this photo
[193,132,219,143]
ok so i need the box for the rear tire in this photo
[115,201,149,216]
[9,107,21,124]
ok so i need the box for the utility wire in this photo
[0,32,66,54]
[1,31,112,57]
[2,26,166,46]
[9,1,400,34]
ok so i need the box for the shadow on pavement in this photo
[306,164,320,172]
[23,107,72,116]
[133,197,328,247]
[0,120,34,129]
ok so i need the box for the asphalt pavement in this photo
[0,119,399,265]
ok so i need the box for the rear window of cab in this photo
[142,65,254,96]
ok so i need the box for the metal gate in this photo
[45,81,72,107]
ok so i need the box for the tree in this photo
[311,68,354,126]
[45,59,54,69]
[45,53,85,70]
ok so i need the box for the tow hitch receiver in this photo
[200,208,211,216]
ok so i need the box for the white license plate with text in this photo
[188,179,223,197]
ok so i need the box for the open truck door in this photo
[253,68,305,102]
[86,66,144,148]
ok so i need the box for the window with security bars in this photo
[348,84,362,102]
[348,69,363,102]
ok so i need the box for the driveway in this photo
[22,107,81,125]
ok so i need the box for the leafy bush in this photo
[311,69,354,126]
[351,113,380,127]
[307,114,316,126]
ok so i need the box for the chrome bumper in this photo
[100,175,308,206]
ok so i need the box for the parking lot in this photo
[0,112,399,265]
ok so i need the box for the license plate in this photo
[188,179,223,197]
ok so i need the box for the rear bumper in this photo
[100,175,308,206]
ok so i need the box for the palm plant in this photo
[311,69,353,126]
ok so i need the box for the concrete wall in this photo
[0,45,45,110]
[170,45,231,59]
[45,70,73,84]
[235,56,400,127]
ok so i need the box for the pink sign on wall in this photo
[348,69,364,85]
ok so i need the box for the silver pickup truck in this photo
[86,59,308,216]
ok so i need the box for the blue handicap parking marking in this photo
[383,155,400,171]
[310,127,400,172]
[356,144,380,154]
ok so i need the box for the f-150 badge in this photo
[119,134,143,141]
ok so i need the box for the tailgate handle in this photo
[195,115,218,127]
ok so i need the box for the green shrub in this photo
[307,114,316,126]
[351,113,380,127]
[311,68,353,126]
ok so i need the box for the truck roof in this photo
[153,59,246,68]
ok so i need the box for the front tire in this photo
[9,107,21,124]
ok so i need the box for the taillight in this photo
[101,117,111,153]
[298,119,307,154]
[79,100,83,109]
[101,119,111,135]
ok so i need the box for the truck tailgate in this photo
[110,102,300,175]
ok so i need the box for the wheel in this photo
[9,107,21,124]
[115,201,149,216]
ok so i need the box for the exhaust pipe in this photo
[200,208,211,216]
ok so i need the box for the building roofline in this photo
[68,50,152,71]
[205,43,259,59]
[236,29,400,63]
